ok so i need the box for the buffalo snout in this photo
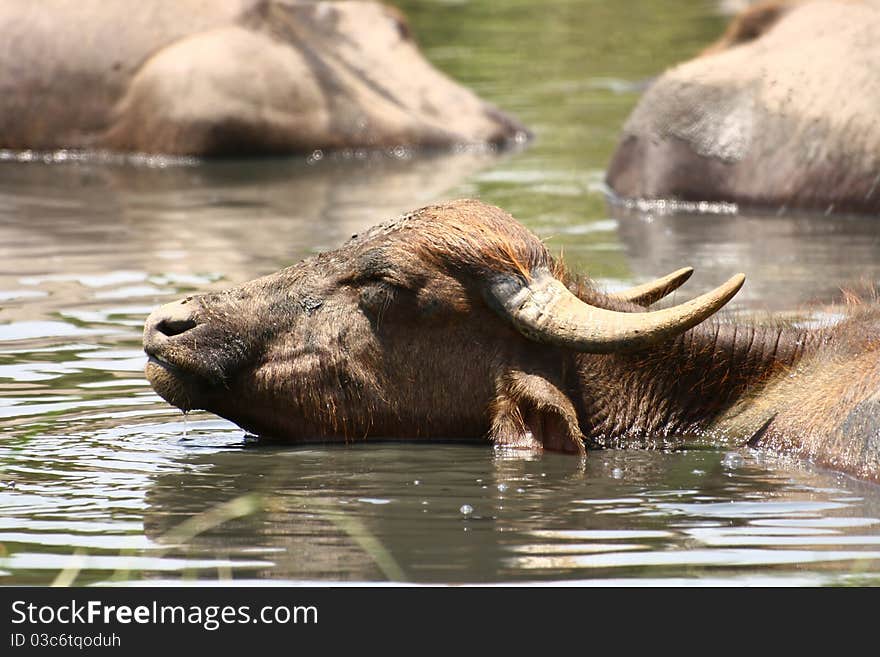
[144,297,199,350]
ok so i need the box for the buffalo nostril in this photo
[145,298,201,345]
[156,317,198,337]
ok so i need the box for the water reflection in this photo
[130,442,880,585]
[612,204,880,312]
[0,149,506,294]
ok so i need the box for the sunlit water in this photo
[2,0,880,585]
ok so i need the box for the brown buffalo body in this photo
[606,0,880,214]
[0,0,526,156]
[144,200,880,483]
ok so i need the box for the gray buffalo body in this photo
[0,0,526,156]
[607,0,880,214]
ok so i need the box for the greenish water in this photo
[2,0,880,586]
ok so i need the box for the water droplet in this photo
[357,497,391,505]
[516,488,525,494]
[722,452,744,469]
[692,469,705,475]
[497,483,508,492]
[611,468,624,479]
[460,504,474,516]
[413,480,421,486]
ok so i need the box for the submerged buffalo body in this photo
[0,0,525,156]
[607,0,880,214]
[144,200,880,482]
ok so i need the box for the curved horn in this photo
[609,267,694,306]
[487,267,745,353]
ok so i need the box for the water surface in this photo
[2,0,880,585]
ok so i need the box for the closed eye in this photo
[357,280,398,327]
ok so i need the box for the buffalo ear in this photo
[488,371,585,455]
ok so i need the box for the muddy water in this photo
[2,0,880,585]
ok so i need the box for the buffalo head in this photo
[143,199,743,452]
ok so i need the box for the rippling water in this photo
[2,0,880,585]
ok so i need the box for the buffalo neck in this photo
[573,319,821,446]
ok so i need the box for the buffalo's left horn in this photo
[610,267,694,306]
[487,267,745,353]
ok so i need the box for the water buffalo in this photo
[0,0,525,156]
[143,200,880,483]
[606,0,880,214]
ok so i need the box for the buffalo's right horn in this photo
[486,267,745,353]
[610,267,694,306]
